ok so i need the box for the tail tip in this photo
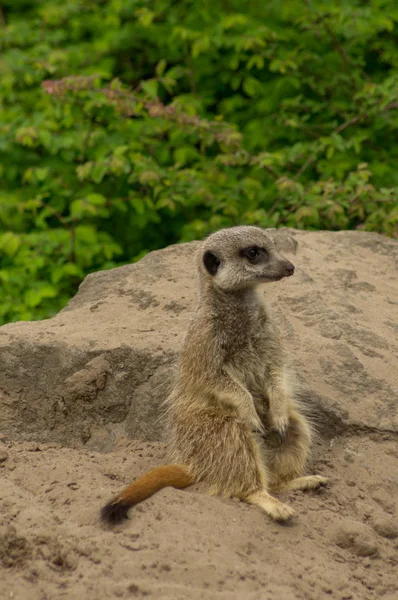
[100,499,130,524]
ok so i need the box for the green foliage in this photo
[0,0,397,324]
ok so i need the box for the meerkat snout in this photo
[284,261,295,276]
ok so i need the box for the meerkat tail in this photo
[100,464,193,524]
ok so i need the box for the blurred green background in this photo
[0,0,397,324]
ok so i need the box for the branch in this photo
[294,99,398,180]
[42,77,240,148]
[267,196,283,217]
[334,115,359,134]
[322,21,357,89]
[303,0,357,90]
[0,6,6,27]
[335,102,398,134]
[37,200,70,230]
[258,164,279,180]
[294,154,316,180]
[184,41,197,96]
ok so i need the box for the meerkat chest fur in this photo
[178,284,284,403]
[212,287,283,386]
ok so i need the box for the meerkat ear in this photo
[203,250,221,276]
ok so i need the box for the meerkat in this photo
[101,226,328,524]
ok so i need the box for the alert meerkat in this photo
[101,226,328,524]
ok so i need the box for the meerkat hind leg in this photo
[266,405,328,494]
[174,410,294,522]
[271,475,328,494]
[245,489,295,522]
[266,405,311,485]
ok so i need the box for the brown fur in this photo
[100,465,193,523]
[100,226,328,524]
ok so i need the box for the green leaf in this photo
[141,79,158,98]
[0,232,21,256]
[86,193,107,206]
[136,8,155,27]
[24,284,57,308]
[75,225,97,244]
[326,146,335,159]
[24,290,42,308]
[130,197,145,215]
[39,284,58,298]
[91,162,108,184]
[242,77,259,97]
[156,59,167,77]
[70,200,85,218]
[51,263,82,284]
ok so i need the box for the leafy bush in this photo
[0,0,397,324]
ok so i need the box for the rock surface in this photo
[0,228,397,599]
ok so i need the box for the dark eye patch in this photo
[240,246,268,263]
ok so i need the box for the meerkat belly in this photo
[226,342,272,419]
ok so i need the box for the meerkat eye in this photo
[241,246,260,260]
[246,248,258,259]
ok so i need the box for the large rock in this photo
[0,229,397,451]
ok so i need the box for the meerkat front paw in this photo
[249,416,266,437]
[267,414,289,445]
[263,428,285,448]
[270,501,295,522]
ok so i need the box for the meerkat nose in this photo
[284,262,295,276]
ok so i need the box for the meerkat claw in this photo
[264,427,286,447]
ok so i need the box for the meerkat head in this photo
[199,226,295,292]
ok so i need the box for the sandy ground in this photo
[1,431,397,600]
[1,229,397,599]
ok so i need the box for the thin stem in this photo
[37,200,70,230]
[184,41,197,96]
[294,155,316,180]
